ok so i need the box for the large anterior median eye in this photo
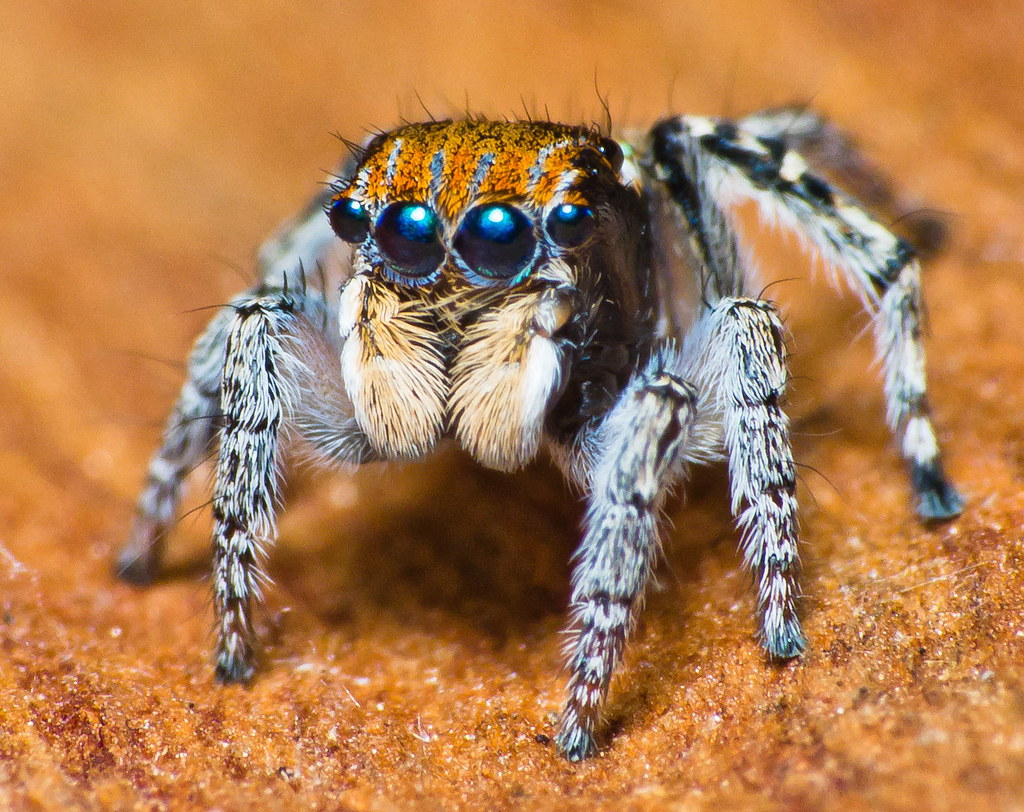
[328,195,370,243]
[545,203,595,248]
[375,202,444,279]
[454,203,536,281]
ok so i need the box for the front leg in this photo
[556,346,699,761]
[211,293,296,681]
[210,287,374,681]
[689,298,804,659]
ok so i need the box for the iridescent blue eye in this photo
[454,203,535,280]
[328,195,370,243]
[375,202,444,279]
[546,203,595,248]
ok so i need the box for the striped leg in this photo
[739,106,947,255]
[650,115,963,519]
[649,121,806,666]
[688,298,804,658]
[556,346,698,761]
[117,307,234,584]
[211,294,288,681]
[210,287,375,682]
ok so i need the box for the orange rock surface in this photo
[1,1,1022,807]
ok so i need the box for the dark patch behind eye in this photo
[572,148,610,178]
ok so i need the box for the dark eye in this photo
[545,203,595,248]
[375,202,444,278]
[328,195,370,243]
[597,137,624,172]
[454,203,536,280]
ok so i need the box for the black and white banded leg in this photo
[210,285,376,682]
[211,292,292,681]
[651,114,964,520]
[556,346,698,761]
[117,307,234,584]
[739,106,948,256]
[687,298,803,658]
[649,121,806,666]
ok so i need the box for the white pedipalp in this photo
[449,291,567,472]
[338,274,447,459]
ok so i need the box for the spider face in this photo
[121,108,963,761]
[329,121,614,285]
[326,120,650,469]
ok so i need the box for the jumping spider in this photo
[119,108,963,760]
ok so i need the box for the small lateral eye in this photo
[328,195,370,243]
[597,137,624,172]
[454,203,536,280]
[545,203,595,248]
[375,202,444,279]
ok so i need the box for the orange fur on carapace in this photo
[339,120,601,222]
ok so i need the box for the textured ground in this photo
[1,1,1023,808]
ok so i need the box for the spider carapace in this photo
[119,112,963,760]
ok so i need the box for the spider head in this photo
[328,120,647,468]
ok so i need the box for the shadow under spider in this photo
[270,447,584,647]
[266,444,777,660]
